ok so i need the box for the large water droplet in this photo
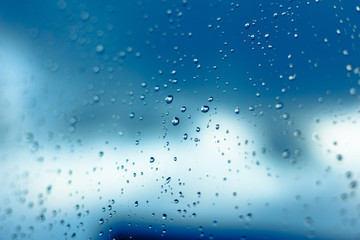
[201,105,209,113]
[165,95,173,104]
[172,117,180,126]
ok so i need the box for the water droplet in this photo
[304,217,313,228]
[99,218,104,224]
[96,44,104,54]
[165,95,173,104]
[201,105,209,113]
[166,177,171,184]
[346,64,352,71]
[162,214,167,220]
[349,181,357,189]
[293,130,301,137]
[275,102,283,109]
[244,23,250,29]
[282,149,290,158]
[234,107,240,114]
[150,157,155,163]
[208,97,213,102]
[172,117,180,126]
[196,127,200,132]
[129,112,135,118]
[135,201,138,207]
[183,133,188,140]
[289,74,296,81]
[93,95,100,102]
[350,88,357,95]
[180,106,187,112]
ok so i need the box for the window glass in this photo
[0,1,359,239]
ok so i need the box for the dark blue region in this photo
[95,222,340,240]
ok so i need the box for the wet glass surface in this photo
[0,1,360,239]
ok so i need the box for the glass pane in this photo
[0,1,359,239]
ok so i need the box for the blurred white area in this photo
[1,103,359,239]
[0,35,29,147]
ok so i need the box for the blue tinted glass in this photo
[0,1,359,240]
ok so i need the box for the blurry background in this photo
[0,0,360,239]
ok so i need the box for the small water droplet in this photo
[166,177,171,184]
[304,217,313,228]
[293,130,301,137]
[96,44,104,54]
[282,149,290,158]
[275,102,283,109]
